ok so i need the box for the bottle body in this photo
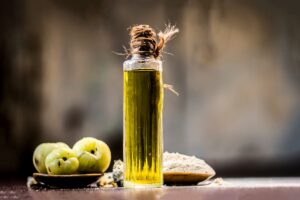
[123,56,163,188]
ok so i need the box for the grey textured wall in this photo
[1,0,300,177]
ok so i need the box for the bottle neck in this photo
[124,54,162,71]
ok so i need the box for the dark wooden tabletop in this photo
[1,178,300,200]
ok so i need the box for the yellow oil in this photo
[123,69,163,187]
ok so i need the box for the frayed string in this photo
[164,84,179,96]
[155,24,179,58]
[128,24,179,59]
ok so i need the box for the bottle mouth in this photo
[123,57,162,72]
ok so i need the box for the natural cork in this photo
[128,24,179,59]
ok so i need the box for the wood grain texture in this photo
[1,178,300,200]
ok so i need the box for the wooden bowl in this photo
[33,173,103,188]
[163,171,214,184]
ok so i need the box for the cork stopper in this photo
[129,24,179,59]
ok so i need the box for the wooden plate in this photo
[33,173,103,188]
[163,171,214,184]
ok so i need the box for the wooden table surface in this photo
[1,178,300,200]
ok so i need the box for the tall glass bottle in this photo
[123,54,163,188]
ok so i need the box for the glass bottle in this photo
[123,54,163,188]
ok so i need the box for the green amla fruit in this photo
[33,142,69,173]
[73,137,111,173]
[45,147,79,175]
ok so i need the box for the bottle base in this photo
[124,181,163,188]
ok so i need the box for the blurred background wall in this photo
[0,0,300,179]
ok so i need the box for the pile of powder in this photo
[163,152,215,175]
[111,152,216,185]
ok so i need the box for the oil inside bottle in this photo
[123,68,163,187]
